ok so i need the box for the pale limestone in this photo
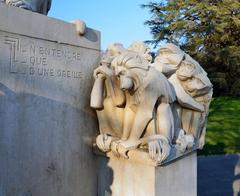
[97,151,197,196]
[91,41,212,163]
[154,43,213,149]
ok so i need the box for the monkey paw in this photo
[148,137,171,163]
[96,134,113,152]
[176,129,195,153]
[111,139,141,158]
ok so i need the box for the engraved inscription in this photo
[4,36,27,74]
[3,34,84,79]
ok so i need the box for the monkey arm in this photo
[128,92,158,142]
[168,74,204,112]
[90,73,105,109]
[125,72,172,143]
[156,102,174,142]
[118,104,154,151]
[198,126,206,149]
[157,63,178,76]
[121,107,134,140]
[106,76,125,107]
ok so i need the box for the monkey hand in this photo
[93,65,113,79]
[176,129,195,153]
[148,136,171,163]
[96,134,112,152]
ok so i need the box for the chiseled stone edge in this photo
[94,144,198,167]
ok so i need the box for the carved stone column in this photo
[96,150,197,196]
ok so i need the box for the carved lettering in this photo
[3,35,84,80]
[29,45,81,61]
[30,56,47,66]
[29,67,82,78]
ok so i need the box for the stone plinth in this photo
[0,3,100,196]
[97,150,197,196]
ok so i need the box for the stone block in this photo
[0,3,100,196]
[97,151,197,196]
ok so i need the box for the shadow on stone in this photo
[96,156,113,196]
[85,28,99,43]
[0,83,97,196]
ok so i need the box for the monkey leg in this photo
[156,102,174,142]
[147,102,174,163]
[121,107,134,140]
[97,97,124,137]
[144,120,156,137]
[181,108,202,138]
[96,97,124,152]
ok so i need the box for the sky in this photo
[48,0,154,51]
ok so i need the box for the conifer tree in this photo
[143,0,240,96]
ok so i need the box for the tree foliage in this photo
[198,97,240,155]
[142,0,240,96]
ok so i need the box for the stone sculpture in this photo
[153,43,213,150]
[91,41,213,163]
[3,0,52,15]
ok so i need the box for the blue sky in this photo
[48,0,153,50]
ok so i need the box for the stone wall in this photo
[0,4,100,196]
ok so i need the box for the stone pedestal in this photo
[97,150,197,196]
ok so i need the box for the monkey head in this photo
[112,52,149,91]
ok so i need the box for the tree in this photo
[142,0,240,96]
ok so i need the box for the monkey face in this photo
[155,48,184,66]
[119,75,133,91]
[185,77,205,93]
[115,66,134,91]
[176,61,196,80]
[4,0,51,15]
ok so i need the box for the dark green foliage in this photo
[198,97,240,155]
[142,0,240,96]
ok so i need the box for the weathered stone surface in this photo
[0,3,100,196]
[97,152,197,196]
